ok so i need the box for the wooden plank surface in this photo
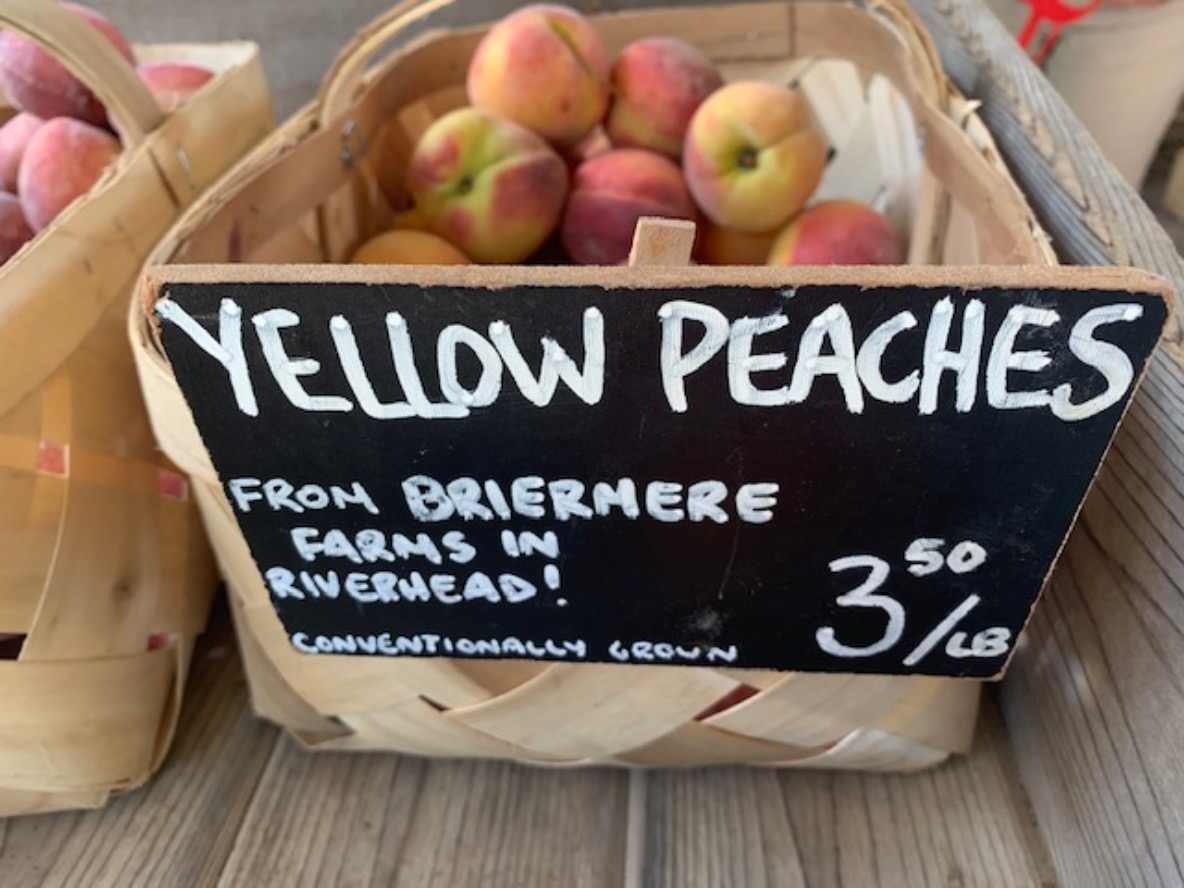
[913,1,1184,886]
[637,699,1053,888]
[0,599,1050,887]
[0,599,279,887]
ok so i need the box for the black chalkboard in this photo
[149,264,1171,678]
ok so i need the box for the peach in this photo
[350,229,471,265]
[391,206,430,231]
[694,219,779,265]
[683,80,827,233]
[405,107,569,264]
[0,191,34,263]
[466,3,609,148]
[136,61,216,113]
[605,36,723,160]
[766,200,905,266]
[561,148,697,265]
[563,125,613,171]
[0,3,134,126]
[17,117,121,232]
[0,112,45,193]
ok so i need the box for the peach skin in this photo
[683,80,827,233]
[405,107,570,264]
[767,199,905,266]
[466,3,610,148]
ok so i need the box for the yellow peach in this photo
[561,148,697,265]
[350,229,471,265]
[683,80,827,233]
[405,107,569,264]
[466,4,609,148]
[694,219,779,265]
[605,36,723,160]
[767,200,905,266]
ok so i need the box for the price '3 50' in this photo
[816,538,1012,667]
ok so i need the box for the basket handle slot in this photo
[0,0,164,146]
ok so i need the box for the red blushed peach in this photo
[17,117,121,232]
[0,191,34,263]
[694,219,780,265]
[0,112,45,193]
[136,61,216,112]
[561,148,697,265]
[684,80,827,233]
[563,125,613,172]
[350,229,471,265]
[466,4,609,148]
[405,107,569,264]
[605,36,723,161]
[767,200,905,266]
[0,3,134,126]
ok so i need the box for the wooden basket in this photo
[130,0,1057,770]
[0,0,272,816]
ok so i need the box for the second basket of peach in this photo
[132,0,1055,769]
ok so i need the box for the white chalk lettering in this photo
[511,477,546,518]
[385,312,467,419]
[728,313,791,406]
[857,311,920,403]
[227,478,378,515]
[1051,303,1144,421]
[787,304,864,412]
[253,309,352,413]
[282,569,541,606]
[489,308,605,406]
[392,533,444,565]
[592,479,641,518]
[447,477,494,520]
[986,306,1057,410]
[659,300,730,413]
[401,475,778,523]
[687,481,729,523]
[608,640,740,663]
[437,324,503,408]
[548,480,593,520]
[518,531,559,558]
[919,298,985,414]
[156,297,258,416]
[443,530,476,564]
[646,481,684,522]
[330,315,415,419]
[401,476,454,521]
[265,566,301,598]
[736,483,779,524]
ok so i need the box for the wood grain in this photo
[636,697,1054,888]
[912,0,1184,885]
[218,746,630,887]
[0,600,279,887]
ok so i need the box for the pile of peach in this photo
[0,1,215,266]
[352,2,904,268]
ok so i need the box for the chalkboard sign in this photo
[148,263,1171,678]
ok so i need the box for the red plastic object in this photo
[1017,0,1103,65]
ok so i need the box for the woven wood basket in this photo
[0,0,272,815]
[131,0,1056,771]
